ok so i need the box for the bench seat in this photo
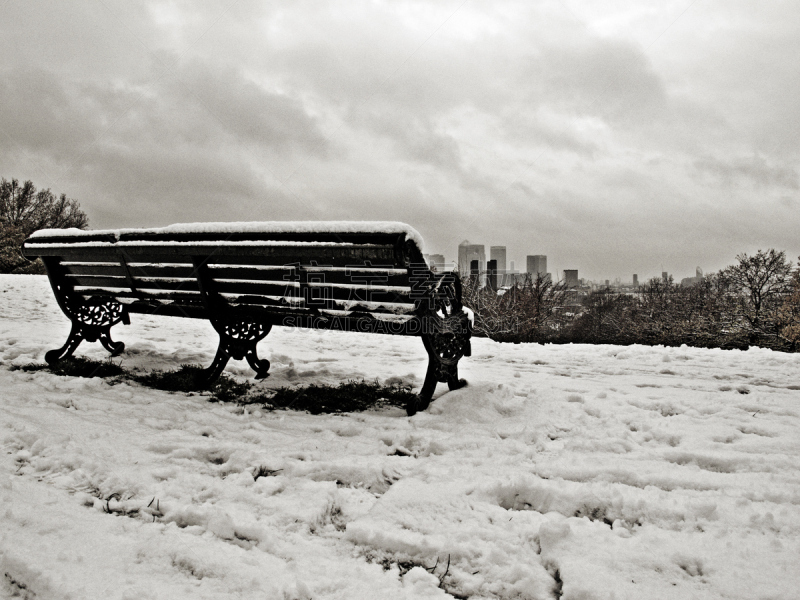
[22,221,472,415]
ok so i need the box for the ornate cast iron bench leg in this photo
[447,365,468,391]
[407,314,471,416]
[198,317,272,387]
[45,322,85,365]
[406,269,472,416]
[246,347,271,380]
[45,298,129,365]
[193,259,273,387]
[98,328,126,357]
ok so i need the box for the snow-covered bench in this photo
[21,221,471,415]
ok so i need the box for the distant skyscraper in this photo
[489,247,507,287]
[490,247,507,273]
[507,260,517,286]
[633,274,639,287]
[662,271,669,282]
[458,240,485,276]
[487,259,498,290]
[526,255,547,277]
[564,269,578,288]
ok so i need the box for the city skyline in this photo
[1,2,798,282]
[444,239,707,284]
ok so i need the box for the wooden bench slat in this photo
[224,294,416,314]
[123,301,208,320]
[205,265,411,287]
[24,247,187,263]
[25,242,398,258]
[28,230,406,246]
[60,262,414,287]
[26,247,403,269]
[65,275,128,288]
[61,263,126,277]
[122,301,422,336]
[65,275,415,303]
[118,296,416,320]
[66,275,200,292]
[70,283,416,311]
[74,286,203,304]
[201,246,399,265]
[212,280,414,305]
[26,233,119,245]
[132,278,200,292]
[116,231,406,246]
[200,254,400,268]
[123,264,197,278]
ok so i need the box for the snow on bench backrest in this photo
[27,220,425,249]
[22,221,432,320]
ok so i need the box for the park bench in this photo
[21,221,472,415]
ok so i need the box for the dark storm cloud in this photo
[0,69,98,159]
[694,156,799,190]
[0,52,328,226]
[1,0,798,279]
[0,59,327,157]
[358,110,463,170]
[163,58,329,153]
[530,39,668,120]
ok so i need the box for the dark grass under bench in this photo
[14,356,126,379]
[11,358,416,413]
[241,379,416,414]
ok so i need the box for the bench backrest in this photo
[23,222,445,335]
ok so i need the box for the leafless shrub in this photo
[462,272,569,342]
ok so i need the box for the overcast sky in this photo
[2,1,798,281]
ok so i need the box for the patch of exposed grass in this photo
[11,359,248,402]
[211,376,253,403]
[367,552,461,598]
[130,364,251,402]
[130,364,206,393]
[253,466,282,480]
[247,379,416,414]
[12,356,125,379]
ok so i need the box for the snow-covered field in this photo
[1,274,799,600]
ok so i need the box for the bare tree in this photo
[462,272,568,341]
[778,262,800,349]
[1,178,88,235]
[0,178,89,273]
[567,273,747,348]
[570,287,636,343]
[720,249,793,345]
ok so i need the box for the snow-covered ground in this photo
[1,274,798,600]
